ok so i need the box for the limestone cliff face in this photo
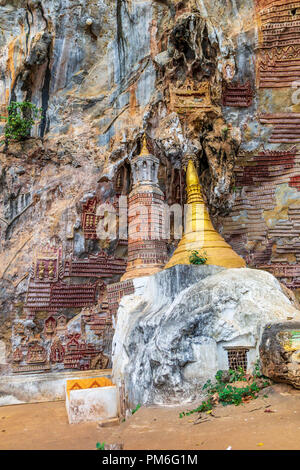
[0,0,300,376]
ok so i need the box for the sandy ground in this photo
[0,383,300,450]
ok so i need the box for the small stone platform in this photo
[0,369,112,406]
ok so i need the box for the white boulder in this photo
[112,266,300,407]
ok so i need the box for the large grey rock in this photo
[112,266,300,407]
[260,322,300,389]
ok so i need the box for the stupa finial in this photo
[186,159,204,204]
[139,133,150,156]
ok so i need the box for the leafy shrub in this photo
[131,403,141,415]
[179,366,270,418]
[96,442,105,450]
[0,101,42,142]
[221,126,229,140]
[189,250,207,265]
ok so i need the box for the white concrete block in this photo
[66,385,118,424]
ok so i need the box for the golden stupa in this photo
[164,159,246,269]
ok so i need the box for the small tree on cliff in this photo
[0,101,42,143]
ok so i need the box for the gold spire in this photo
[139,133,150,156]
[164,159,246,270]
[186,159,204,204]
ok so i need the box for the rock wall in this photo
[260,322,300,389]
[1,0,300,377]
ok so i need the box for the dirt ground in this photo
[0,383,300,450]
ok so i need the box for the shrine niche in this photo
[82,197,100,240]
[222,61,235,82]
[90,351,110,370]
[114,162,132,196]
[50,339,65,363]
[26,344,47,364]
[169,81,212,115]
[44,316,56,335]
[12,348,23,363]
[34,245,62,283]
[222,81,253,108]
[56,315,67,334]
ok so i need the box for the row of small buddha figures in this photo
[38,260,56,280]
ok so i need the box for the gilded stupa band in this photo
[164,159,246,269]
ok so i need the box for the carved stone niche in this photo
[222,61,235,82]
[50,339,65,363]
[90,351,109,370]
[44,316,56,336]
[26,344,47,364]
[34,245,62,283]
[169,80,212,115]
[12,347,23,363]
[82,197,100,240]
[56,315,67,334]
[114,162,132,196]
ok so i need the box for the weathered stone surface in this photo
[260,322,300,389]
[2,0,300,386]
[66,385,118,424]
[112,265,300,407]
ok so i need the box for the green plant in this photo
[218,382,260,406]
[0,101,42,142]
[189,250,207,265]
[179,366,270,419]
[179,399,213,418]
[228,366,247,383]
[253,359,262,378]
[253,359,271,384]
[96,442,105,450]
[232,186,242,193]
[131,403,141,415]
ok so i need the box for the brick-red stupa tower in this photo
[121,134,168,280]
[107,134,168,316]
